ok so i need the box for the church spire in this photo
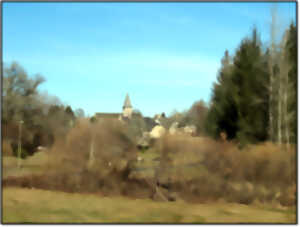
[123,93,132,109]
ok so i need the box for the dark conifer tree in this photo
[231,28,269,145]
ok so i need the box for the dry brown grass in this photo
[153,135,296,206]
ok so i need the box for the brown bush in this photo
[42,119,139,194]
[153,135,296,206]
[203,142,295,185]
[3,122,296,206]
[2,123,19,141]
[2,139,13,156]
[3,119,153,199]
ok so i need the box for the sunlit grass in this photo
[3,187,296,223]
[3,152,49,179]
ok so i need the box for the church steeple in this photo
[123,93,132,109]
[122,93,133,119]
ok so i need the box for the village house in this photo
[95,94,171,149]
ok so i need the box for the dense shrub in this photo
[3,124,296,206]
[153,135,296,206]
[3,139,13,156]
[45,119,139,194]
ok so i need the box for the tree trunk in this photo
[269,5,277,142]
[268,61,274,142]
[279,32,290,149]
[278,73,282,145]
[88,138,95,168]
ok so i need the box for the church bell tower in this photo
[122,93,133,119]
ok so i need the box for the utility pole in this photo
[18,120,24,168]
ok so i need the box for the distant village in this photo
[93,94,197,149]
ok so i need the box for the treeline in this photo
[205,22,297,147]
[2,22,296,155]
[2,62,84,157]
[162,100,208,135]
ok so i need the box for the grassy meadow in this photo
[3,187,296,223]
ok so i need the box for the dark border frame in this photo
[0,1,298,224]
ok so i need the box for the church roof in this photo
[95,113,120,118]
[123,93,132,109]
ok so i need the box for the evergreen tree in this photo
[231,28,269,145]
[206,29,270,145]
[206,50,238,140]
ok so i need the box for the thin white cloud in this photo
[5,51,220,88]
[139,79,208,88]
[112,53,220,88]
[111,52,219,71]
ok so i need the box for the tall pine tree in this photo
[231,28,269,145]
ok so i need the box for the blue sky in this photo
[3,2,296,117]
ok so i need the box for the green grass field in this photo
[3,187,296,223]
[3,152,49,179]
